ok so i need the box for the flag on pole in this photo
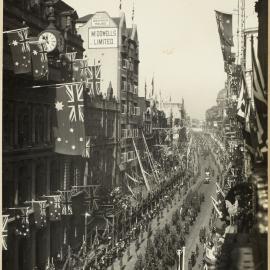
[237,71,249,120]
[215,11,234,61]
[7,27,31,74]
[86,64,101,96]
[29,41,48,80]
[53,82,87,156]
[151,76,154,97]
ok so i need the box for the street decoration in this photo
[2,215,9,250]
[32,200,47,228]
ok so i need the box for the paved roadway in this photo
[108,151,219,270]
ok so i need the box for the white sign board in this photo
[92,16,110,27]
[88,28,118,48]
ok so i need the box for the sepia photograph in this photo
[1,0,268,269]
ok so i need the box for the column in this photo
[46,157,51,195]
[14,103,18,147]
[31,104,36,145]
[31,160,36,200]
[14,162,19,206]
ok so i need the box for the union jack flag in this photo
[86,65,101,96]
[66,83,84,122]
[82,136,91,158]
[2,215,9,250]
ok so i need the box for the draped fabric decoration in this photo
[59,190,73,215]
[13,207,30,237]
[32,200,47,228]
[44,195,62,221]
[2,215,9,250]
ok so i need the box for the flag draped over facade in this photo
[32,201,47,228]
[53,82,87,156]
[215,11,234,62]
[86,64,101,96]
[7,27,31,74]
[29,41,48,80]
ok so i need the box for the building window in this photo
[35,109,44,145]
[18,108,30,147]
[18,164,32,205]
[50,160,60,193]
[36,161,46,198]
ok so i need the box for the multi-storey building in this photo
[76,11,140,186]
[2,1,120,269]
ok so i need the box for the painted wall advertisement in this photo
[88,27,118,48]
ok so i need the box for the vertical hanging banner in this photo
[29,41,48,80]
[215,10,233,62]
[59,190,73,215]
[32,201,47,228]
[2,215,9,250]
[6,27,31,74]
[53,82,87,156]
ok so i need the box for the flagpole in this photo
[26,81,83,89]
[3,27,29,34]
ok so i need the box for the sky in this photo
[64,0,257,120]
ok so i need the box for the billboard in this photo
[88,28,118,48]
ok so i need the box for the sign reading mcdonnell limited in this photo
[88,28,118,48]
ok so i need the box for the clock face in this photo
[39,32,57,52]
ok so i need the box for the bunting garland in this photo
[2,215,9,250]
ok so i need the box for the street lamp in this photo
[176,249,182,270]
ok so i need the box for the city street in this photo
[109,149,219,270]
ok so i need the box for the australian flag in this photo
[7,27,31,74]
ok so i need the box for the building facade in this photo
[2,1,119,269]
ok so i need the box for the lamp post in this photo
[182,246,185,270]
[176,249,182,270]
